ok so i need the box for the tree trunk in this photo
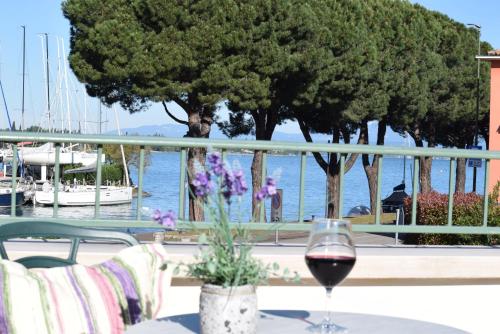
[366,167,378,213]
[326,167,340,218]
[419,156,432,194]
[296,117,359,219]
[186,107,212,222]
[187,146,207,221]
[455,158,466,193]
[297,117,338,218]
[410,129,432,194]
[251,150,264,220]
[361,120,386,214]
[162,100,212,222]
[249,109,277,221]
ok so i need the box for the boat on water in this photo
[32,162,134,207]
[35,183,133,206]
[1,143,103,167]
[0,188,25,207]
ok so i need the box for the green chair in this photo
[0,221,139,268]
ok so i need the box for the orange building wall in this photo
[489,61,500,194]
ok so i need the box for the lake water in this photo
[18,151,485,222]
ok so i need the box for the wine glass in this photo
[305,219,356,333]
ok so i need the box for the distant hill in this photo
[108,122,411,146]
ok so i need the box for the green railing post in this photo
[298,152,307,222]
[259,151,268,223]
[178,148,187,221]
[136,146,145,220]
[338,154,345,219]
[483,159,490,226]
[94,145,103,218]
[411,157,419,225]
[53,143,61,217]
[375,156,383,225]
[447,158,456,226]
[10,145,18,216]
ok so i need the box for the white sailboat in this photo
[35,183,132,206]
[1,143,103,166]
[33,105,133,207]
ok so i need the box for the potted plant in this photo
[152,152,297,334]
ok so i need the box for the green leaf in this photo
[207,261,216,274]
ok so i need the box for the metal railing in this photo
[0,131,499,236]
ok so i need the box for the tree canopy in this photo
[63,0,492,219]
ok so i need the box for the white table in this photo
[126,310,469,333]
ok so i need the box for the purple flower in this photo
[220,169,248,202]
[152,209,176,229]
[161,210,176,228]
[152,209,162,222]
[192,171,214,197]
[222,171,235,201]
[255,191,266,201]
[207,152,226,176]
[265,177,277,196]
[232,170,248,196]
[255,177,277,202]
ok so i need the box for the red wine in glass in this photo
[305,255,356,289]
[305,219,356,333]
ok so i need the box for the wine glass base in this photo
[307,322,348,333]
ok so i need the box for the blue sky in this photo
[0,1,498,134]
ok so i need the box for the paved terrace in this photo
[4,238,500,333]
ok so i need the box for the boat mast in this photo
[45,33,51,132]
[99,102,102,134]
[21,25,26,131]
[83,91,87,135]
[113,105,130,186]
[56,37,64,132]
[61,38,71,135]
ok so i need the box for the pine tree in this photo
[63,0,236,220]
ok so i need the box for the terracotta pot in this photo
[199,284,257,334]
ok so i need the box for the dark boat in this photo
[382,183,409,225]
[0,188,25,207]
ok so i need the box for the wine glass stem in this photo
[325,287,333,324]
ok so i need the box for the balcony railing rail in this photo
[0,131,499,236]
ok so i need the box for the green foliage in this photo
[217,0,300,139]
[102,164,124,183]
[103,144,150,169]
[403,182,500,245]
[63,0,231,113]
[62,164,124,184]
[292,0,389,138]
[185,201,298,287]
[186,231,271,287]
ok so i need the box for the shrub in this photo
[403,182,500,245]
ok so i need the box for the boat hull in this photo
[2,143,104,166]
[35,186,132,206]
[0,190,25,207]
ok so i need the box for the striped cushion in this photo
[0,244,171,334]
